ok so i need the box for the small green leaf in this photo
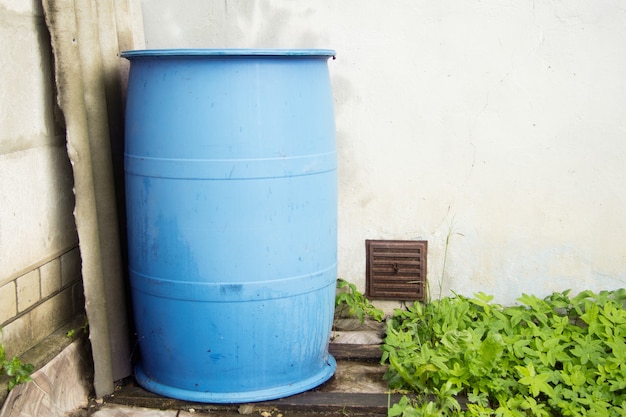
[516,362,555,398]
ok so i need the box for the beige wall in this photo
[140,0,626,306]
[0,0,83,357]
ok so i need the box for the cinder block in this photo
[40,257,62,298]
[61,247,82,287]
[1,313,33,357]
[0,281,17,324]
[0,148,77,284]
[0,0,43,15]
[0,7,56,148]
[30,288,74,346]
[16,269,40,313]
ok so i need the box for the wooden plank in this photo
[329,343,382,360]
[265,392,405,414]
[106,385,401,415]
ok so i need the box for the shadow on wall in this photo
[142,0,330,49]
[230,2,327,48]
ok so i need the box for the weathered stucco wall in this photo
[140,0,626,306]
[0,0,83,361]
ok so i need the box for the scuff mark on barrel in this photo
[220,284,243,295]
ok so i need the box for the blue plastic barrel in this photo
[121,49,337,403]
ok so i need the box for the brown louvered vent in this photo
[366,240,427,301]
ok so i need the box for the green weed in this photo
[0,327,34,391]
[382,289,626,416]
[335,278,384,323]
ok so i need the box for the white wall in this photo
[140,0,626,306]
[0,0,77,288]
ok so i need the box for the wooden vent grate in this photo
[366,240,427,301]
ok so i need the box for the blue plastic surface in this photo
[122,49,337,403]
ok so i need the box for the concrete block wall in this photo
[0,1,83,358]
[0,250,84,356]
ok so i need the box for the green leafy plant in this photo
[66,315,89,339]
[0,327,35,391]
[382,289,626,416]
[335,278,384,323]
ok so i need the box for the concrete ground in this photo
[1,320,394,417]
[80,345,394,417]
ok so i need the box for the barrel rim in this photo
[121,48,336,59]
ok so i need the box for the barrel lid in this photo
[121,48,336,59]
